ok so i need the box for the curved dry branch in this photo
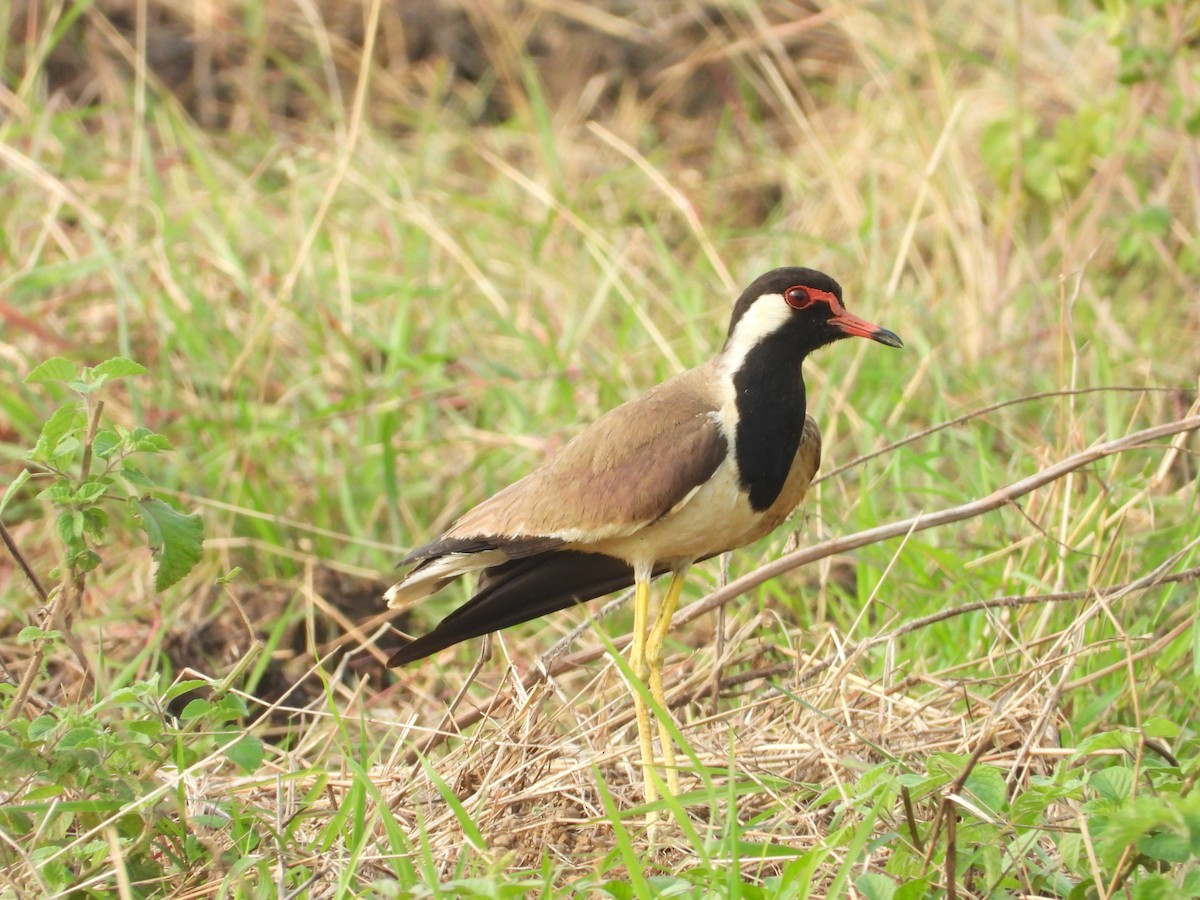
[408,414,1200,759]
[816,384,1185,484]
[673,415,1200,631]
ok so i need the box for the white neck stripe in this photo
[721,292,791,376]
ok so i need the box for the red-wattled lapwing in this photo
[386,267,902,804]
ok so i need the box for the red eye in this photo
[785,286,813,309]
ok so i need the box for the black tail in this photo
[387,550,663,666]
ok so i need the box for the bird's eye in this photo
[785,286,814,309]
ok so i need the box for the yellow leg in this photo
[646,568,687,797]
[628,576,658,808]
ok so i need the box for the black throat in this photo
[731,331,808,511]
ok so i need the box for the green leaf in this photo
[28,716,58,740]
[964,765,1009,816]
[92,428,122,459]
[0,468,32,518]
[1131,875,1184,900]
[25,357,77,384]
[1182,870,1200,895]
[130,428,172,453]
[34,481,66,504]
[69,378,105,395]
[81,506,109,539]
[52,435,81,460]
[1092,766,1135,802]
[225,735,264,772]
[164,679,215,702]
[56,510,84,548]
[91,358,148,380]
[1077,729,1136,755]
[17,626,61,644]
[179,698,213,720]
[120,465,154,488]
[72,548,102,573]
[1098,796,1175,868]
[894,878,937,900]
[30,403,84,462]
[74,481,109,505]
[854,874,897,900]
[137,498,204,591]
[125,720,163,742]
[1142,717,1181,740]
[1141,830,1191,863]
[58,725,102,749]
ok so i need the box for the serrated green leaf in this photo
[25,357,77,384]
[1092,766,1135,802]
[30,403,83,462]
[125,719,163,738]
[82,506,109,538]
[131,430,172,453]
[24,784,66,802]
[894,877,936,900]
[164,679,214,702]
[1141,830,1190,863]
[854,873,897,900]
[52,435,81,460]
[92,428,121,459]
[137,498,203,591]
[68,378,104,395]
[1142,717,1181,740]
[1077,730,1136,755]
[74,481,109,505]
[40,481,72,504]
[1057,831,1084,871]
[225,735,264,772]
[1182,869,1200,895]
[58,726,102,749]
[964,765,1009,815]
[28,716,58,740]
[17,626,60,644]
[1130,874,1183,900]
[121,465,154,488]
[92,357,148,380]
[0,468,32,518]
[72,549,101,573]
[56,510,83,548]
[1098,796,1175,869]
[180,698,213,720]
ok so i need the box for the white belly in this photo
[578,414,820,569]
[580,458,767,566]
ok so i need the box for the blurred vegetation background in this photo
[1,0,1198,896]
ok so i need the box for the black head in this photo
[723,266,903,356]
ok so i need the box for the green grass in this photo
[2,0,1200,896]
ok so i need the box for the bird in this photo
[385,266,902,805]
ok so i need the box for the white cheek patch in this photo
[722,293,792,373]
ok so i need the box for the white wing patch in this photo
[385,549,508,608]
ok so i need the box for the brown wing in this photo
[445,365,728,543]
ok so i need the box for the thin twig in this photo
[816,386,1183,485]
[0,519,50,604]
